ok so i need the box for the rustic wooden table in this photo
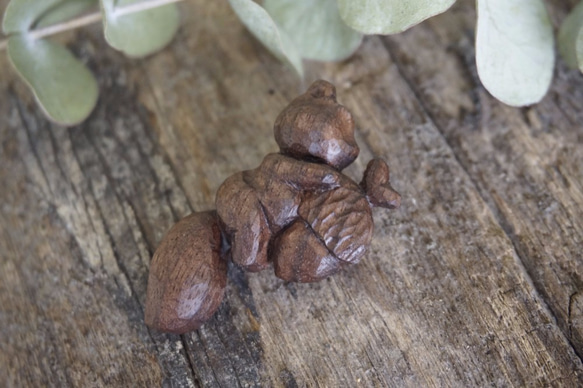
[1,0,582,386]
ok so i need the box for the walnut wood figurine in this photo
[145,80,401,333]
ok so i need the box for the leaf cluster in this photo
[2,0,583,126]
[233,0,583,107]
[2,0,179,125]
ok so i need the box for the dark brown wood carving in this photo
[145,80,401,333]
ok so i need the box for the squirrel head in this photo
[274,80,359,170]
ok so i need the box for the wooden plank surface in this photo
[1,0,582,386]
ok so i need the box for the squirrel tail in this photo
[145,211,227,334]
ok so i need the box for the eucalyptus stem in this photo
[0,0,185,51]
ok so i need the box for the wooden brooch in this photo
[145,80,401,333]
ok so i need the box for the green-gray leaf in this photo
[475,0,554,107]
[337,0,456,35]
[7,36,99,125]
[3,0,63,33]
[559,1,583,72]
[100,0,179,57]
[229,0,303,77]
[263,0,362,62]
[36,0,98,29]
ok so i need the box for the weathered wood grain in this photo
[0,0,582,387]
[381,0,583,360]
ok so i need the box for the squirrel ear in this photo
[307,80,337,100]
[361,159,401,209]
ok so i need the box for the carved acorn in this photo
[145,80,401,333]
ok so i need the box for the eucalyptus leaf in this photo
[7,36,99,125]
[100,0,179,57]
[337,0,456,35]
[2,0,63,33]
[558,1,583,72]
[475,0,554,107]
[229,0,303,77]
[36,0,98,29]
[263,0,362,62]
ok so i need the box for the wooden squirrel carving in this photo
[145,80,401,333]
